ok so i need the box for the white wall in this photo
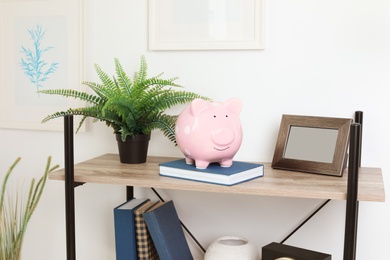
[1,0,389,259]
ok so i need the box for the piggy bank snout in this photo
[212,127,235,146]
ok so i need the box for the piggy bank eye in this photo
[225,115,228,118]
[213,115,216,118]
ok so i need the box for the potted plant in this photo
[39,55,209,163]
[0,157,58,260]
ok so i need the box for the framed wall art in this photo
[0,0,84,131]
[149,0,265,50]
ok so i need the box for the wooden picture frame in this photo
[272,114,352,176]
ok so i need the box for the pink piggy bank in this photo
[175,98,243,169]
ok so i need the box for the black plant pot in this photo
[115,133,151,164]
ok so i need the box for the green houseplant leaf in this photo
[39,55,210,143]
[0,157,59,260]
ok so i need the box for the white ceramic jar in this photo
[204,236,260,260]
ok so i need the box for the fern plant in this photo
[39,56,209,142]
[0,157,59,260]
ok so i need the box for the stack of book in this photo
[114,198,193,260]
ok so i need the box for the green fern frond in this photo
[141,77,182,89]
[135,55,147,86]
[42,107,93,122]
[94,64,118,91]
[146,114,178,144]
[38,89,103,105]
[42,106,103,132]
[114,58,132,95]
[81,82,110,100]
[144,90,209,113]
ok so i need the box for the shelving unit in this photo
[51,115,385,260]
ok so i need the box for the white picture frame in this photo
[0,0,84,131]
[149,0,264,50]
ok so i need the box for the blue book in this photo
[114,198,150,260]
[143,200,193,260]
[159,159,264,186]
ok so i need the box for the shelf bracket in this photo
[126,186,134,200]
[74,182,85,188]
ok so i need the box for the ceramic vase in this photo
[204,236,260,260]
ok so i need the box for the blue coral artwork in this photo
[20,25,59,95]
[14,16,67,107]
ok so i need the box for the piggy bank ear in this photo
[225,98,243,114]
[190,98,210,116]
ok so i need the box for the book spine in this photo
[143,213,173,259]
[114,210,137,260]
[135,210,159,259]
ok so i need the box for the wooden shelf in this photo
[49,153,385,202]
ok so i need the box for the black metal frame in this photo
[343,111,363,260]
[64,116,76,260]
[62,112,363,260]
